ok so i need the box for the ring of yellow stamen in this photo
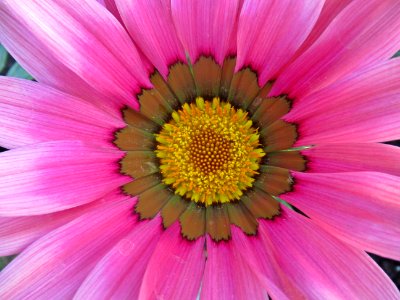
[155,97,265,206]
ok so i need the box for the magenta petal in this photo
[0,195,137,299]
[75,217,162,300]
[0,141,130,216]
[282,171,400,260]
[201,235,268,300]
[115,0,186,78]
[285,59,400,144]
[0,77,124,149]
[236,0,324,85]
[0,0,150,111]
[139,222,206,299]
[261,209,399,299]
[291,0,353,60]
[230,226,304,299]
[171,0,241,65]
[0,199,109,256]
[303,143,400,176]
[271,0,400,98]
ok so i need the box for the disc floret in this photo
[156,97,265,206]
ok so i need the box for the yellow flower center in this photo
[155,97,265,206]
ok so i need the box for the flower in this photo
[0,0,399,298]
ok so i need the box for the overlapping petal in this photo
[236,0,324,85]
[0,0,149,112]
[282,172,400,260]
[271,0,400,98]
[0,195,137,299]
[261,209,400,299]
[171,0,241,65]
[75,217,162,300]
[284,59,400,144]
[139,222,206,299]
[0,77,123,149]
[303,143,400,176]
[116,0,186,78]
[0,141,129,216]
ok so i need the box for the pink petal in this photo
[271,0,400,98]
[291,0,353,60]
[98,0,123,23]
[0,194,138,299]
[303,143,400,176]
[0,199,108,256]
[230,226,305,299]
[171,0,241,65]
[75,217,162,300]
[0,141,130,216]
[0,77,123,149]
[236,0,324,85]
[202,235,282,300]
[284,59,400,144]
[282,171,400,260]
[115,0,186,78]
[0,0,150,111]
[139,222,206,299]
[261,209,399,299]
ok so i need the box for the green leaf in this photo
[7,62,33,80]
[0,45,8,72]
[0,256,14,271]
[394,50,400,58]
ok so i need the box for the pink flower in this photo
[0,0,399,299]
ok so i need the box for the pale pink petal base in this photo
[139,222,206,299]
[282,172,400,260]
[0,194,138,299]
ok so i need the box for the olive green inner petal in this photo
[255,165,293,195]
[166,62,197,103]
[122,107,159,132]
[123,174,161,196]
[241,189,280,219]
[266,151,306,171]
[150,71,180,109]
[161,195,189,228]
[252,97,291,128]
[227,202,258,235]
[228,67,260,109]
[206,205,231,241]
[179,203,206,240]
[120,151,159,178]
[138,89,171,125]
[135,183,173,219]
[261,120,297,152]
[219,57,236,99]
[192,56,222,98]
[114,127,155,151]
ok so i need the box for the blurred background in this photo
[0,44,399,289]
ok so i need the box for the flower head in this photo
[0,0,399,299]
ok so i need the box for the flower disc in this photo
[156,97,265,205]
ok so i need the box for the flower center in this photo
[155,97,265,206]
